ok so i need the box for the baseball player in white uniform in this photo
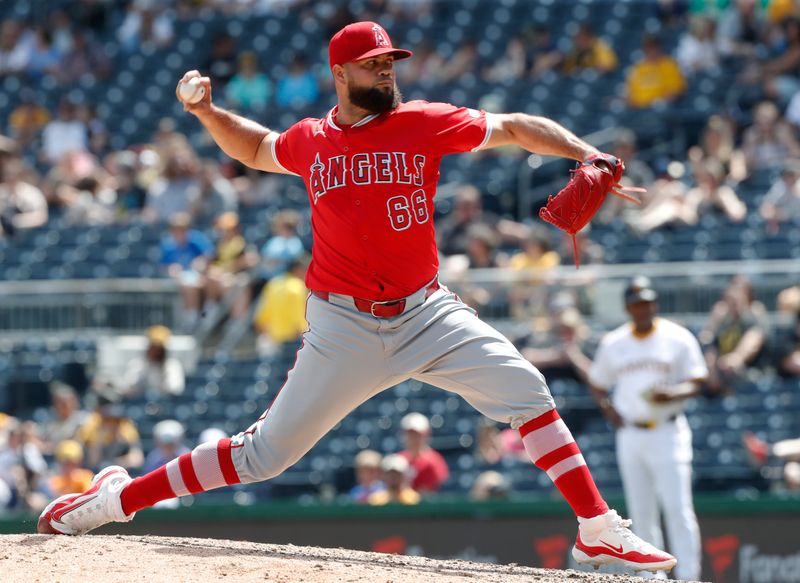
[38,21,677,574]
[589,277,708,581]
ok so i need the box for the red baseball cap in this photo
[329,21,412,69]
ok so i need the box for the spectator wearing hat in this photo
[398,413,449,493]
[48,440,94,498]
[121,325,185,398]
[0,418,49,512]
[143,420,190,474]
[562,24,618,76]
[276,53,320,109]
[76,388,143,472]
[367,454,420,505]
[349,449,385,503]
[470,470,510,501]
[40,382,89,454]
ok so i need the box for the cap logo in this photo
[372,24,389,48]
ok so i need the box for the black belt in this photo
[630,414,679,430]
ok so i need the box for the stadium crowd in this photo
[3,0,800,513]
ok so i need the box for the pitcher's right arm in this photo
[176,70,289,174]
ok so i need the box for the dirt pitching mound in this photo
[2,534,677,583]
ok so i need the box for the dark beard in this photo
[348,82,402,114]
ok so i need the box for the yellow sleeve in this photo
[627,64,646,107]
[120,420,141,444]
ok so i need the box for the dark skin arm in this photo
[589,384,623,428]
[648,380,705,403]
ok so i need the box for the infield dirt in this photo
[1,534,703,582]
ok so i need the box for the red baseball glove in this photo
[539,152,644,267]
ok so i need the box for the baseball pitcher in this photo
[39,21,674,574]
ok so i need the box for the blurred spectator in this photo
[632,161,692,237]
[76,388,144,471]
[111,150,148,216]
[198,427,227,445]
[367,454,420,505]
[470,470,510,501]
[762,18,800,106]
[474,419,527,466]
[759,160,800,232]
[349,449,385,503]
[48,10,74,56]
[398,412,449,493]
[626,34,687,109]
[440,38,478,84]
[677,16,719,75]
[62,172,117,226]
[484,36,527,84]
[160,213,214,330]
[25,26,61,80]
[522,308,593,384]
[684,158,747,223]
[0,419,48,511]
[599,129,655,224]
[0,19,33,76]
[254,253,310,357]
[192,160,238,221]
[144,150,202,223]
[742,101,800,171]
[225,51,272,113]
[143,420,190,474]
[117,0,175,53]
[276,53,320,109]
[436,185,527,256]
[743,431,800,490]
[40,382,89,454]
[8,89,50,148]
[47,440,93,498]
[716,0,765,58]
[562,24,618,75]
[527,25,563,79]
[56,30,111,85]
[699,276,768,394]
[397,40,444,86]
[776,283,800,377]
[202,211,258,320]
[121,325,186,398]
[687,114,748,183]
[0,158,48,238]
[204,32,238,87]
[41,99,88,164]
[509,230,560,271]
[258,209,305,281]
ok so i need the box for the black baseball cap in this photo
[624,276,658,304]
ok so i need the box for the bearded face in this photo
[347,77,402,114]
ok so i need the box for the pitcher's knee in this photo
[229,430,302,483]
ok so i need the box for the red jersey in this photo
[400,447,450,492]
[273,100,491,300]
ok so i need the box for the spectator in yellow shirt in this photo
[562,24,618,75]
[253,254,311,355]
[367,454,420,506]
[48,440,94,498]
[76,388,144,472]
[626,34,687,109]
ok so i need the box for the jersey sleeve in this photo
[588,338,615,390]
[423,102,492,156]
[677,329,709,382]
[271,121,306,176]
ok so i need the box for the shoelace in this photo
[610,516,654,551]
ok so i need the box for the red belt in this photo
[311,279,440,318]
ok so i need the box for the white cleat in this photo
[37,465,135,535]
[572,510,677,573]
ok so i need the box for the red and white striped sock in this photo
[519,409,608,519]
[120,438,241,515]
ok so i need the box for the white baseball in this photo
[178,78,206,104]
